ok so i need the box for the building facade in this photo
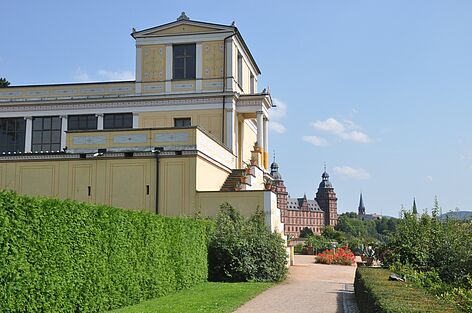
[271,162,338,237]
[0,13,283,232]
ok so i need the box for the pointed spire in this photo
[412,197,418,215]
[358,192,366,216]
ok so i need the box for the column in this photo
[60,115,67,151]
[256,111,263,151]
[132,113,139,128]
[195,42,202,92]
[165,44,172,93]
[263,117,269,169]
[96,114,104,130]
[226,109,234,152]
[135,46,142,94]
[24,116,32,153]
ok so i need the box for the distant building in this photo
[357,193,381,221]
[271,161,338,237]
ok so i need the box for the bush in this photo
[208,203,287,282]
[315,247,355,265]
[0,191,210,312]
[354,267,459,313]
[293,243,303,254]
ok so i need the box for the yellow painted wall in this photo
[202,41,224,79]
[141,44,166,82]
[196,190,265,218]
[139,109,223,140]
[0,158,155,213]
[0,82,135,100]
[158,156,196,216]
[242,119,257,164]
[196,156,230,191]
[146,24,218,36]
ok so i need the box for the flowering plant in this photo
[315,246,355,265]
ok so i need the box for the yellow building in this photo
[0,13,283,232]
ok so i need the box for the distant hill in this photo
[440,211,472,221]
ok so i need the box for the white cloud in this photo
[269,97,288,134]
[334,166,370,180]
[270,121,286,134]
[271,98,287,119]
[302,135,328,147]
[460,153,472,160]
[98,69,134,81]
[426,176,433,183]
[311,117,371,144]
[73,67,91,82]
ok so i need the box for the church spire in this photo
[358,192,366,216]
[412,197,418,215]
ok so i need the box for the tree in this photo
[299,227,314,238]
[0,77,10,87]
[208,203,287,282]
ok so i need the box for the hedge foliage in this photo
[208,203,287,282]
[0,191,209,312]
[354,267,459,313]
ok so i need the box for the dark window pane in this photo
[0,118,26,153]
[51,144,61,151]
[68,114,97,131]
[173,44,196,80]
[51,131,61,144]
[43,118,51,130]
[174,118,191,127]
[104,113,132,129]
[174,57,184,68]
[51,117,61,130]
[33,118,42,129]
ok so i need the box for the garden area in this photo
[0,191,287,312]
[291,201,472,312]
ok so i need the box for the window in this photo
[104,113,133,129]
[32,116,61,152]
[173,44,196,79]
[174,118,191,127]
[0,118,26,153]
[250,74,255,93]
[68,114,97,131]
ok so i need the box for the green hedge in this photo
[355,267,460,313]
[0,191,209,312]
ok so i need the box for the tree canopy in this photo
[0,78,10,87]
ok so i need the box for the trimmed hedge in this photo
[355,267,460,313]
[0,191,209,312]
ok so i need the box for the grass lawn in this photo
[108,281,273,313]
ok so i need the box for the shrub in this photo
[0,191,210,312]
[293,243,303,254]
[315,247,355,265]
[355,267,459,313]
[208,203,287,282]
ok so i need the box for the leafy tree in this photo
[208,203,287,282]
[0,77,10,87]
[299,226,314,238]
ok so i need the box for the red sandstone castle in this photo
[270,161,338,238]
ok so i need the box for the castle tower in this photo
[358,193,366,218]
[315,169,338,227]
[270,159,288,216]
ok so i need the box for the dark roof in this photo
[270,161,282,180]
[319,170,333,189]
[287,197,322,212]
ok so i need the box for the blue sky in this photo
[2,1,472,216]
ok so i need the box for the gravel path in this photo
[233,255,359,313]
